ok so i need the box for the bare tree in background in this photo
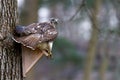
[0,0,23,80]
[99,33,109,80]
[84,0,102,80]
[113,1,120,80]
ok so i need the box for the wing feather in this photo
[13,34,42,50]
[43,29,58,41]
[13,22,58,50]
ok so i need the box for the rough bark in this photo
[0,0,22,80]
[83,0,102,80]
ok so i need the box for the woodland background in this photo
[17,0,120,80]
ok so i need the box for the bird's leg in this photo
[42,50,53,59]
[47,43,53,58]
[48,51,53,59]
[46,46,53,59]
[38,42,53,59]
[42,50,49,57]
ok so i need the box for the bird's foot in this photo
[42,51,53,59]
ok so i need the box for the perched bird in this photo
[13,18,58,58]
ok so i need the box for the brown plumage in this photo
[13,18,58,58]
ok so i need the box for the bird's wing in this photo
[13,22,58,50]
[13,34,43,50]
[42,28,58,41]
[26,23,37,28]
[23,23,38,35]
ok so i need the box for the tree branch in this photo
[68,0,86,21]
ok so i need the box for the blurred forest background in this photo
[17,0,120,80]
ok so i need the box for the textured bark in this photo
[83,0,102,80]
[0,0,22,80]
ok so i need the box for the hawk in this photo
[13,18,58,58]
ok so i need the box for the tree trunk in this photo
[114,1,120,80]
[83,0,102,80]
[0,0,22,80]
[99,34,109,80]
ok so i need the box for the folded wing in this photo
[13,34,42,50]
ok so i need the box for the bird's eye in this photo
[50,18,58,25]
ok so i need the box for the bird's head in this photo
[49,18,59,26]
